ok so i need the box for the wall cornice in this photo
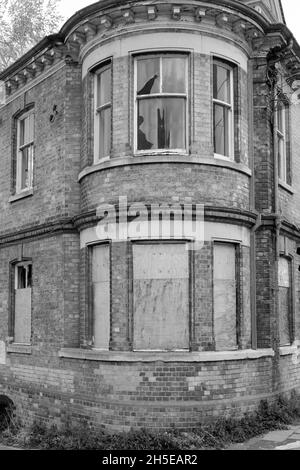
[1,0,299,100]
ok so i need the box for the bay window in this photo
[135,54,188,153]
[213,60,234,159]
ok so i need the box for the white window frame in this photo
[94,62,112,164]
[277,104,288,184]
[213,59,234,161]
[134,53,189,155]
[16,110,34,194]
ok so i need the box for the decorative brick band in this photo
[0,218,76,247]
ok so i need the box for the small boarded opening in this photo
[0,396,14,431]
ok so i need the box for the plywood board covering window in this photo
[133,243,189,351]
[279,257,292,346]
[213,243,237,351]
[92,245,110,350]
[14,263,32,344]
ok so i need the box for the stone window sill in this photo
[59,348,274,363]
[78,155,252,182]
[279,180,294,194]
[6,344,32,355]
[279,342,300,356]
[9,189,33,203]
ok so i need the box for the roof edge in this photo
[0,0,298,81]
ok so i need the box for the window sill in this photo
[78,155,252,182]
[279,342,300,356]
[9,189,33,203]
[6,344,32,355]
[279,180,294,194]
[214,153,234,161]
[59,348,274,363]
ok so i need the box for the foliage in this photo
[1,393,300,450]
[0,0,62,71]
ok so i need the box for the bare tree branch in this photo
[0,0,62,71]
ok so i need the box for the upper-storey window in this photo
[213,59,234,159]
[277,103,290,185]
[135,54,188,153]
[16,111,34,194]
[95,62,112,162]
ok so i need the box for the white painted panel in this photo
[279,257,290,288]
[80,222,251,248]
[0,341,6,365]
[133,243,189,280]
[213,244,237,351]
[92,245,110,350]
[133,243,189,350]
[14,288,31,344]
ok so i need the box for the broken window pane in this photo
[99,107,111,159]
[138,97,186,150]
[137,58,160,95]
[213,63,231,103]
[214,103,229,156]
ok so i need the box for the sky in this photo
[59,0,300,44]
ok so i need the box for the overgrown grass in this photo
[1,393,300,450]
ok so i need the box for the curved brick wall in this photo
[80,163,251,213]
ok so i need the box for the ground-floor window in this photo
[279,256,293,346]
[14,262,32,344]
[132,242,190,351]
[213,242,238,351]
[91,244,111,350]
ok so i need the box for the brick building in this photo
[0,0,300,431]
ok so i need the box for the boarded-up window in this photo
[279,257,292,346]
[133,243,189,351]
[14,263,32,344]
[92,245,110,350]
[213,243,237,351]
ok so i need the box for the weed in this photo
[1,393,300,450]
